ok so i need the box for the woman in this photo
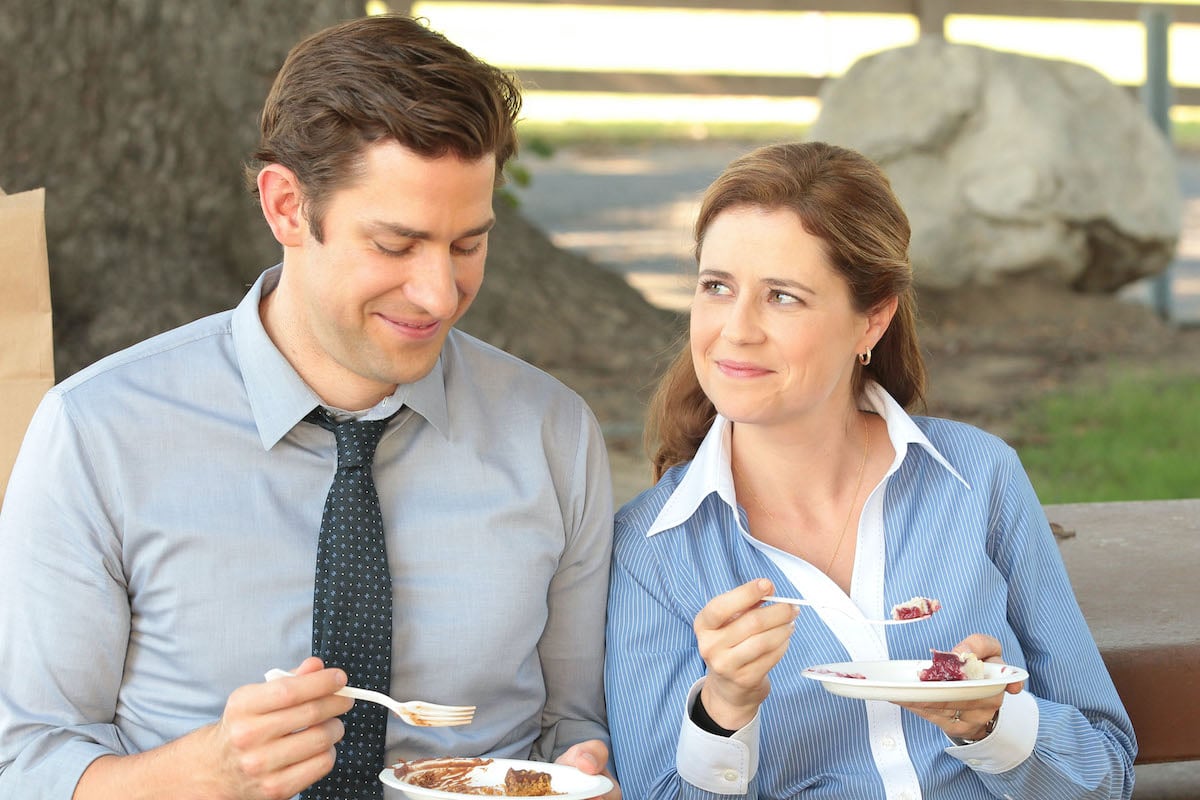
[604,142,1134,799]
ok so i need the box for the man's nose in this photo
[406,251,460,319]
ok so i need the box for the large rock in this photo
[809,38,1182,292]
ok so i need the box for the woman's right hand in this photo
[693,579,799,731]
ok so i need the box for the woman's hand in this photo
[895,633,1025,741]
[694,579,799,731]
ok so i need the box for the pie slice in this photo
[919,649,985,681]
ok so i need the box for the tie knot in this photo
[306,409,388,470]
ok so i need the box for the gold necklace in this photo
[739,414,871,575]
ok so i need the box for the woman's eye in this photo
[769,289,800,305]
[699,279,731,296]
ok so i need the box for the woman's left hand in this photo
[894,633,1025,741]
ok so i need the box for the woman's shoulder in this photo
[905,414,1023,486]
[909,414,1014,455]
[614,462,689,538]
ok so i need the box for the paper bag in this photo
[0,186,54,501]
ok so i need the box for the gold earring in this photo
[858,348,872,366]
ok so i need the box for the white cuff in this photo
[675,678,761,794]
[945,690,1039,774]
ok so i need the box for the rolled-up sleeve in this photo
[0,391,133,797]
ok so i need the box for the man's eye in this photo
[452,241,484,256]
[374,242,411,257]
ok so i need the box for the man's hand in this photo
[74,657,355,800]
[555,740,621,800]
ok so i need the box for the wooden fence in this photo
[398,0,1200,107]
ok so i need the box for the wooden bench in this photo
[1047,499,1200,764]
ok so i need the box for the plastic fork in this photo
[763,596,932,626]
[264,668,475,727]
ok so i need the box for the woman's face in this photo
[690,205,872,429]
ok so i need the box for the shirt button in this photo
[723,769,738,782]
[880,736,897,749]
[969,758,982,767]
[900,793,914,800]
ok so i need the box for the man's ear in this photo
[257,164,306,247]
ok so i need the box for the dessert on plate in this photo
[919,649,985,682]
[504,767,557,796]
[391,757,560,796]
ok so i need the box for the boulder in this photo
[809,38,1182,292]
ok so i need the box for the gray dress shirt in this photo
[0,266,614,798]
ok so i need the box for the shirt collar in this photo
[232,266,451,449]
[862,382,970,490]
[645,381,970,538]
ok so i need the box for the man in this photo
[0,15,617,800]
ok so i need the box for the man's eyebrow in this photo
[363,218,496,240]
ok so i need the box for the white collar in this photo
[645,382,970,538]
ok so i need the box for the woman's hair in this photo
[647,141,927,480]
[244,14,522,241]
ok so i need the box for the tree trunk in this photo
[0,0,674,392]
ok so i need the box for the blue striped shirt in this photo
[605,384,1135,799]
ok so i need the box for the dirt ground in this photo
[563,281,1200,506]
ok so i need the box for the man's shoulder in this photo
[55,309,235,397]
[445,328,582,403]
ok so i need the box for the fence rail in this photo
[405,0,1200,107]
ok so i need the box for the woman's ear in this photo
[860,295,899,353]
[257,164,306,247]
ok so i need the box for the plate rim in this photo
[802,659,1029,701]
[379,756,614,799]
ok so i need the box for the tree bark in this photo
[0,0,674,385]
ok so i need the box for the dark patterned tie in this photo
[303,408,392,800]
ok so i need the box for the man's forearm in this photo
[73,724,229,800]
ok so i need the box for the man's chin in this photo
[374,350,443,387]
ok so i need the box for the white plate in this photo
[381,757,613,799]
[803,660,1029,702]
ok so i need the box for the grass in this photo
[1172,118,1200,151]
[1012,370,1200,504]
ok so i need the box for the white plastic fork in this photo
[763,596,932,626]
[265,668,475,727]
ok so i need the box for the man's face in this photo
[274,140,497,409]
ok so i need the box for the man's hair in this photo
[245,14,522,240]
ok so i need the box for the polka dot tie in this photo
[303,408,392,800]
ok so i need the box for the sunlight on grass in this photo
[411,3,916,75]
[1013,372,1200,504]
[407,1,1200,124]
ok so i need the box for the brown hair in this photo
[647,141,927,480]
[245,14,522,241]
